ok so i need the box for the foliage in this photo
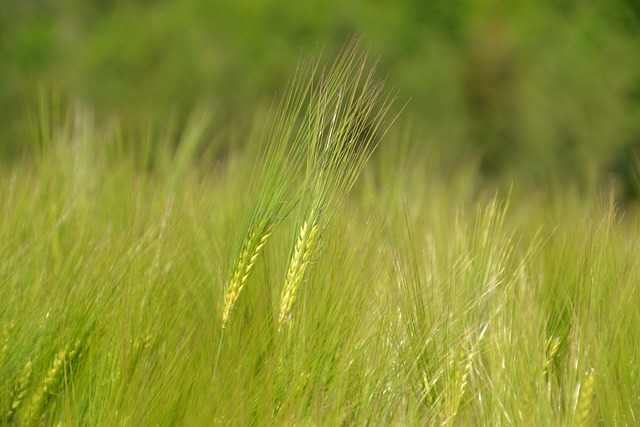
[2,0,640,197]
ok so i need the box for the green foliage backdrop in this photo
[2,0,640,196]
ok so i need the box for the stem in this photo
[211,330,225,385]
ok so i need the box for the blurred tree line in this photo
[2,0,640,199]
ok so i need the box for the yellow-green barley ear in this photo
[441,344,474,425]
[576,368,595,426]
[23,340,82,425]
[544,336,561,377]
[278,219,320,331]
[5,359,33,422]
[0,321,14,369]
[24,347,68,424]
[221,220,273,329]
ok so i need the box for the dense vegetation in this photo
[1,41,639,425]
[2,0,640,197]
[2,1,640,424]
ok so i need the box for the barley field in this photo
[1,43,639,426]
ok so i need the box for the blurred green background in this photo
[2,0,640,200]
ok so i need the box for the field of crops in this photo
[1,42,638,425]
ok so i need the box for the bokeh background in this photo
[2,0,640,201]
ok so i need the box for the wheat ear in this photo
[278,219,320,331]
[221,220,272,329]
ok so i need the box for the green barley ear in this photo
[222,220,273,329]
[5,360,33,422]
[0,321,14,369]
[442,347,474,424]
[544,336,561,377]
[24,347,68,424]
[23,340,82,425]
[576,368,595,426]
[278,219,320,331]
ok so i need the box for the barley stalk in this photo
[221,220,272,329]
[273,44,392,333]
[278,219,320,331]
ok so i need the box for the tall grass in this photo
[1,45,639,426]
